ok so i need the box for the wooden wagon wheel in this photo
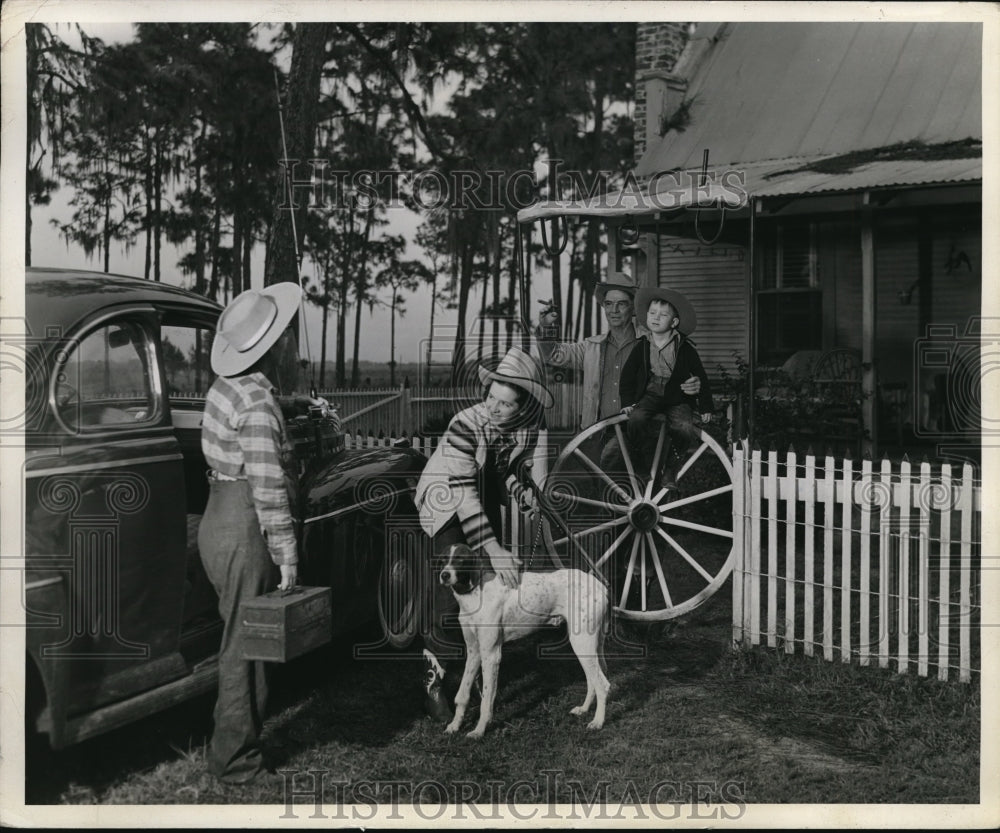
[540,413,734,621]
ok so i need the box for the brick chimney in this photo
[634,22,691,164]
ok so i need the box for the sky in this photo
[29,21,579,373]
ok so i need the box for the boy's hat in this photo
[594,273,637,305]
[478,346,554,408]
[635,286,697,335]
[212,283,302,376]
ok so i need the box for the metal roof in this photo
[516,153,980,222]
[636,21,982,175]
[517,22,982,224]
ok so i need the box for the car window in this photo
[161,323,216,400]
[56,319,158,429]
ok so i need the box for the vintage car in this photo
[22,267,428,750]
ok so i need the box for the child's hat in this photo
[635,286,697,335]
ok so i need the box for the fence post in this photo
[937,463,952,681]
[732,444,745,648]
[958,462,973,683]
[783,447,797,655]
[840,455,853,664]
[859,456,873,667]
[398,384,412,434]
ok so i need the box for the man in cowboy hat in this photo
[198,282,303,784]
[619,286,714,490]
[534,274,702,463]
[413,346,552,722]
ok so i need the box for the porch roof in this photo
[517,21,982,225]
[516,149,981,223]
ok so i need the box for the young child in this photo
[619,287,714,490]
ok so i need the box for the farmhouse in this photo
[523,22,983,462]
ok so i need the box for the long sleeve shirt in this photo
[414,402,536,550]
[201,372,299,566]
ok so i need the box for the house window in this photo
[757,223,822,364]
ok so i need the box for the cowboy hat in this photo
[211,283,303,376]
[594,272,637,305]
[478,347,554,409]
[634,286,697,335]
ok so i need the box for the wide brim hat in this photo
[211,283,303,376]
[477,346,554,409]
[635,286,697,335]
[594,273,637,305]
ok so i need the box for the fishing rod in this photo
[274,68,317,397]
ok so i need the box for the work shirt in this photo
[201,372,298,566]
[647,331,680,381]
[598,325,640,420]
[538,323,637,427]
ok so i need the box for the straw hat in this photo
[634,286,697,335]
[211,283,303,376]
[594,273,637,305]
[477,347,554,408]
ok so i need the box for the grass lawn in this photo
[27,591,980,811]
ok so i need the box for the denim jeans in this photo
[197,479,275,783]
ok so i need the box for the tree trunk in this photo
[208,203,222,300]
[319,299,329,389]
[425,270,437,388]
[103,171,111,274]
[491,212,502,348]
[389,291,397,387]
[153,135,163,282]
[242,220,253,293]
[263,22,328,394]
[143,130,153,280]
[194,124,206,295]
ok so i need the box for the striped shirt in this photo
[201,372,298,566]
[414,402,535,550]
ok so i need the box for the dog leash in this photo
[515,463,610,589]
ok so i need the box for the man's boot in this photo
[422,649,454,724]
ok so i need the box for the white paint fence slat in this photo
[733,448,980,683]
[784,450,797,655]
[804,452,816,658]
[766,449,778,648]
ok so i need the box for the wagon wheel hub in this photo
[628,500,661,533]
[540,413,735,621]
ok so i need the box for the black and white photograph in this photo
[0,0,997,826]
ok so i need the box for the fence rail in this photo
[731,446,981,682]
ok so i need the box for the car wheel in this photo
[376,538,424,650]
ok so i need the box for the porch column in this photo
[861,192,877,456]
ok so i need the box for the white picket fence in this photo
[731,446,982,682]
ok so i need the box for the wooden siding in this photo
[657,236,748,380]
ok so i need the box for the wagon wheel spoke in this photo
[659,483,734,512]
[571,447,631,503]
[548,487,629,514]
[644,531,674,609]
[640,534,647,611]
[613,422,643,496]
[645,422,668,498]
[654,525,716,584]
[676,439,709,481]
[547,515,629,549]
[618,533,641,608]
[660,516,734,538]
[595,526,633,570]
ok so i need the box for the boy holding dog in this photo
[619,287,714,491]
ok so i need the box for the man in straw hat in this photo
[535,273,640,431]
[413,346,553,722]
[619,286,714,491]
[198,282,303,784]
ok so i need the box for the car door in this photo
[25,306,190,723]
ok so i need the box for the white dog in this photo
[438,543,610,739]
